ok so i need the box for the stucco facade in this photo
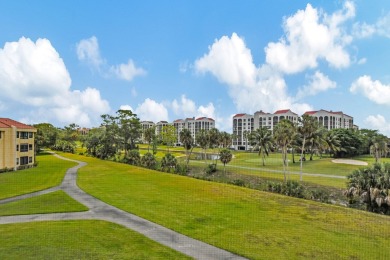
[0,118,37,170]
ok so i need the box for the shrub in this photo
[206,163,217,175]
[141,152,157,170]
[124,150,141,166]
[161,153,177,173]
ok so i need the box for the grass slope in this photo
[0,190,88,216]
[0,220,191,259]
[0,152,77,200]
[62,153,390,260]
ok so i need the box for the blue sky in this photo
[1,1,390,134]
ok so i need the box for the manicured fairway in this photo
[62,153,390,260]
[0,220,191,259]
[0,153,77,200]
[0,190,88,216]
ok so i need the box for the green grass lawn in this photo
[61,153,390,260]
[0,190,88,216]
[230,152,362,176]
[0,220,191,260]
[0,153,77,200]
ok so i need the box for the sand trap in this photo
[331,159,368,166]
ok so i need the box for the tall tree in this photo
[370,134,389,163]
[219,131,232,148]
[34,123,58,152]
[219,149,232,174]
[160,125,176,152]
[297,115,319,181]
[117,109,141,156]
[196,129,209,164]
[273,119,297,182]
[144,127,156,152]
[180,129,194,167]
[249,127,273,166]
[323,130,341,157]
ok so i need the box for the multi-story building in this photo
[140,121,156,143]
[0,118,37,171]
[304,110,354,130]
[173,119,185,144]
[173,117,215,144]
[232,113,254,150]
[155,121,169,138]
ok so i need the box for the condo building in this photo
[0,118,37,171]
[232,109,353,150]
[141,117,215,145]
[304,110,354,130]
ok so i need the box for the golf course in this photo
[1,151,390,259]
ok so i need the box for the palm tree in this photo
[161,153,177,172]
[370,135,389,163]
[196,129,209,164]
[297,115,318,181]
[273,119,297,182]
[179,129,194,167]
[219,131,232,148]
[249,127,273,166]
[219,149,233,174]
[144,127,156,152]
[323,130,341,157]
[141,152,157,169]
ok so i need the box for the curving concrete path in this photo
[0,153,247,260]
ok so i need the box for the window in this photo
[20,156,29,165]
[29,144,33,151]
[16,145,19,151]
[20,132,29,139]
[29,157,33,163]
[29,132,33,138]
[20,144,28,152]
[16,158,19,165]
[17,132,20,138]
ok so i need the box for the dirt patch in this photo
[331,159,368,166]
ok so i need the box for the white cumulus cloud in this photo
[353,12,390,39]
[77,36,146,82]
[364,115,390,135]
[110,59,146,81]
[194,33,312,114]
[76,36,104,68]
[135,98,169,122]
[171,95,197,117]
[265,1,354,74]
[297,71,336,99]
[350,75,390,105]
[0,37,110,127]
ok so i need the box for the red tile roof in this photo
[233,113,247,117]
[0,118,36,130]
[274,109,297,115]
[196,117,215,121]
[304,111,318,115]
[274,109,290,114]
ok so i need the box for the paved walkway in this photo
[0,154,247,260]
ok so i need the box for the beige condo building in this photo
[0,118,37,171]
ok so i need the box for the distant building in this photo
[173,117,215,144]
[304,110,354,130]
[140,121,156,143]
[254,109,298,131]
[77,127,90,136]
[156,121,169,138]
[232,108,353,150]
[0,118,37,171]
[232,113,254,150]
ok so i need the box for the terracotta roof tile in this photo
[0,118,36,130]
